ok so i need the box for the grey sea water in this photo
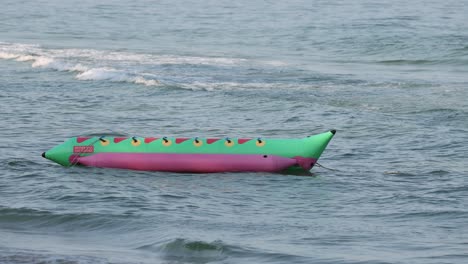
[1,0,468,263]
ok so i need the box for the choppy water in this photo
[1,0,468,263]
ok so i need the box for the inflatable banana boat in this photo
[42,130,335,173]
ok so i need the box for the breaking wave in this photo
[0,47,161,87]
[0,42,293,91]
[75,68,159,86]
[0,42,286,89]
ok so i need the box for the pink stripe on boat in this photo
[175,138,190,144]
[206,138,220,144]
[75,153,299,173]
[76,137,90,143]
[114,137,127,143]
[144,137,158,143]
[238,138,252,144]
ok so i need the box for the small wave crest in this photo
[0,52,85,72]
[0,206,130,231]
[375,58,468,66]
[137,238,307,263]
[3,158,42,174]
[0,248,109,264]
[138,238,227,263]
[0,52,19,60]
[0,53,160,86]
[75,67,159,86]
[0,43,171,87]
[0,51,160,87]
[376,59,434,65]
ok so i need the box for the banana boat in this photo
[42,130,335,173]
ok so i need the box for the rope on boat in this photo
[315,162,339,171]
[69,136,104,167]
[70,132,137,167]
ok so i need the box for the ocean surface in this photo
[1,0,467,263]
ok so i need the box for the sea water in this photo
[1,0,467,263]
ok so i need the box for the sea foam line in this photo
[0,42,258,88]
[0,42,288,90]
[0,50,160,87]
[1,50,302,91]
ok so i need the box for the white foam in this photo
[26,55,88,73]
[0,42,287,89]
[76,67,160,86]
[0,52,19,59]
[61,51,248,66]
[16,55,36,62]
[67,63,88,72]
[76,68,125,81]
[133,76,160,86]
[31,56,54,67]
